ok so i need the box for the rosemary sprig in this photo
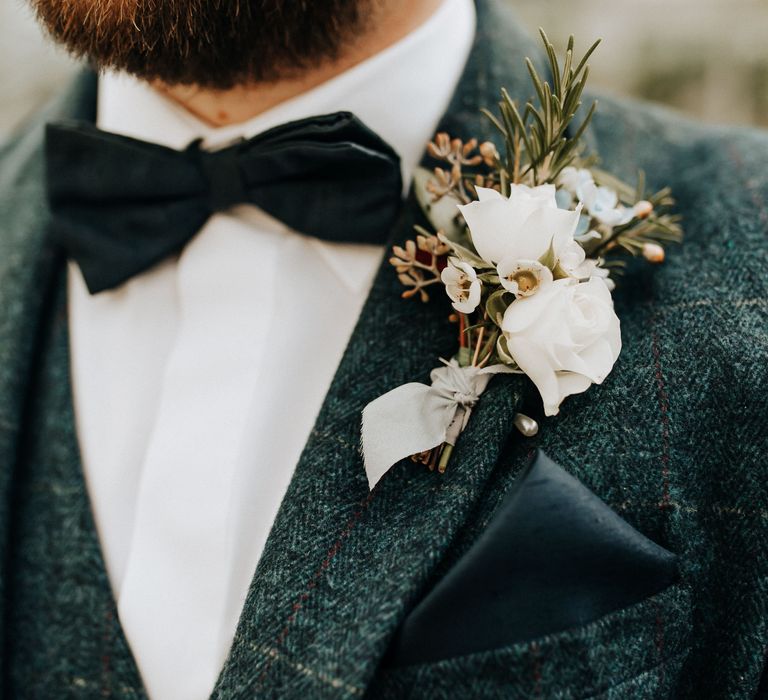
[483,29,600,188]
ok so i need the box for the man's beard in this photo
[30,0,379,89]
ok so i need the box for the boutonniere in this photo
[362,31,682,489]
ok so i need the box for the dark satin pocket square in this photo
[388,450,678,666]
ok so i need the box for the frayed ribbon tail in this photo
[360,361,517,490]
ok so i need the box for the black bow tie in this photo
[45,112,403,293]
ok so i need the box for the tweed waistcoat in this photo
[1,1,767,698]
[4,269,147,698]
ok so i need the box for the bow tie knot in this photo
[45,112,403,293]
[188,140,249,213]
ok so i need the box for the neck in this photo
[154,0,445,128]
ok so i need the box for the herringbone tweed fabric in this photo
[0,1,766,698]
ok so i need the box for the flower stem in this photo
[437,444,453,473]
[472,326,485,366]
[513,136,521,184]
[477,328,499,367]
[458,314,467,348]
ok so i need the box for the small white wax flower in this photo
[501,278,622,416]
[642,242,665,263]
[573,258,616,290]
[558,167,594,198]
[497,258,553,298]
[595,206,635,227]
[458,185,581,265]
[579,181,634,227]
[441,258,482,314]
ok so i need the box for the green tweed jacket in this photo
[0,1,767,698]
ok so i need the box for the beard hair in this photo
[29,0,379,89]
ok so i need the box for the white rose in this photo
[559,167,634,227]
[458,185,581,265]
[501,278,621,416]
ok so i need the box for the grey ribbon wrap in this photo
[361,360,517,489]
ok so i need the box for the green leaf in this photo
[526,103,546,139]
[540,28,561,97]
[552,262,570,280]
[478,272,501,284]
[505,98,535,162]
[485,288,512,327]
[496,334,518,367]
[568,100,598,145]
[525,58,547,106]
[442,233,492,269]
[481,108,506,137]
[635,169,646,201]
[456,346,472,367]
[538,238,557,270]
[573,38,602,79]
[499,169,509,197]
[561,48,574,98]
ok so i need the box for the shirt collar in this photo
[97,0,476,190]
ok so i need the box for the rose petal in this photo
[458,198,520,263]
[475,186,504,202]
[509,183,558,208]
[505,332,562,415]
[501,281,566,334]
[521,205,581,261]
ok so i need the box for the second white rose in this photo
[501,277,622,416]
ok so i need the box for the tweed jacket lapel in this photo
[211,3,553,697]
[0,73,97,666]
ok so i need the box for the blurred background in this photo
[1,0,767,141]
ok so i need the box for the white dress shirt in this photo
[68,1,475,698]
